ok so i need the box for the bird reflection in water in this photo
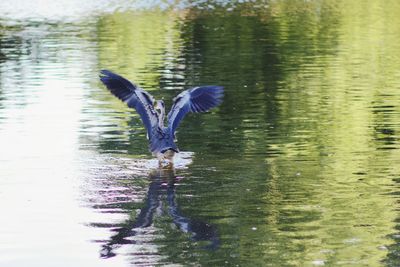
[100,166,219,259]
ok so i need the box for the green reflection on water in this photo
[93,1,400,266]
[1,0,400,266]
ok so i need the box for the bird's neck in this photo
[157,108,165,128]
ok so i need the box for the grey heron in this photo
[100,70,224,163]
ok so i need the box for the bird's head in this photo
[155,100,165,112]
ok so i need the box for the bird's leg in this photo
[157,153,165,168]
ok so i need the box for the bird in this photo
[99,70,224,164]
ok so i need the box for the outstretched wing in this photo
[99,70,158,138]
[167,86,224,134]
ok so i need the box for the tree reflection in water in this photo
[100,167,219,259]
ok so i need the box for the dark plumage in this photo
[99,70,223,162]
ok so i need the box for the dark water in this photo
[1,1,400,266]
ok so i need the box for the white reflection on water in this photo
[0,18,128,265]
[0,0,133,23]
[0,0,189,24]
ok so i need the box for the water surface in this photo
[1,1,400,266]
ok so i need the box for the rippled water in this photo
[1,1,400,266]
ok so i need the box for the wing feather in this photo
[167,86,224,134]
[99,70,158,138]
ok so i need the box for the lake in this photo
[1,0,400,266]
